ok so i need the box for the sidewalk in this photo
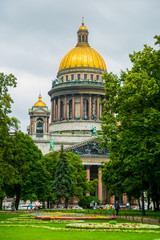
[117,215,160,225]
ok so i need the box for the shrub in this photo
[78,196,100,209]
[109,220,117,224]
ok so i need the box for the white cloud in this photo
[0,0,159,132]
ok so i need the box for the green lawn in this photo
[0,212,159,240]
[1,227,159,240]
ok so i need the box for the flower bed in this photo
[66,222,160,230]
[33,212,116,220]
[35,216,116,220]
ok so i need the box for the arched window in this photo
[69,99,72,119]
[83,99,88,119]
[94,100,97,119]
[61,101,64,119]
[82,35,84,42]
[79,35,81,42]
[36,118,43,137]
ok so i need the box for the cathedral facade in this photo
[28,21,127,205]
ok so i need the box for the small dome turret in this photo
[34,94,46,107]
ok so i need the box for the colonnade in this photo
[51,94,105,122]
[86,165,103,202]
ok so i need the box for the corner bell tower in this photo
[28,94,50,139]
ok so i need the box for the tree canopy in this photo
[101,35,160,214]
[0,73,18,209]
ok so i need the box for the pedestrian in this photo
[107,204,111,216]
[115,201,120,216]
[126,202,130,210]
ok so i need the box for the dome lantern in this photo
[34,94,46,107]
[77,20,89,46]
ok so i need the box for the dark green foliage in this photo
[0,73,18,209]
[78,196,100,209]
[7,132,50,210]
[51,145,74,208]
[47,150,98,206]
[101,35,160,214]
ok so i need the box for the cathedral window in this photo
[84,74,87,80]
[36,118,43,137]
[77,74,81,80]
[96,75,99,81]
[69,99,72,119]
[79,35,81,42]
[83,99,88,119]
[66,75,68,81]
[90,74,93,80]
[82,35,84,42]
[71,74,74,80]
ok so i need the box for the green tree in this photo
[51,145,74,208]
[0,73,18,209]
[101,35,160,214]
[47,150,98,207]
[8,132,50,210]
[78,196,100,209]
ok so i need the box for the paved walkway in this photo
[117,215,160,225]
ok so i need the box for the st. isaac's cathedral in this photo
[27,21,127,205]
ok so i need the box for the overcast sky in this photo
[0,0,159,132]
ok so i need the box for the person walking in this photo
[115,201,120,216]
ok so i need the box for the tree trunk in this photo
[15,186,21,210]
[65,199,68,209]
[0,199,3,210]
[156,198,159,211]
[138,199,141,209]
[147,194,150,210]
[42,201,45,209]
[47,200,49,209]
[141,178,145,216]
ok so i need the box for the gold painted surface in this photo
[78,21,88,31]
[34,94,46,107]
[59,45,107,71]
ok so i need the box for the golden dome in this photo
[34,94,46,107]
[59,45,107,71]
[78,21,88,31]
[58,21,107,72]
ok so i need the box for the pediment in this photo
[33,107,50,114]
[66,139,109,157]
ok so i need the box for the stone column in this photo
[88,94,92,119]
[47,117,49,132]
[86,165,91,196]
[53,98,56,121]
[30,118,32,132]
[45,118,47,132]
[86,165,91,181]
[64,95,67,119]
[97,95,100,119]
[33,117,35,132]
[80,94,83,119]
[98,166,103,203]
[72,94,75,119]
[58,96,61,120]
[51,100,53,122]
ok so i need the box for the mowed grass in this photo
[1,227,160,240]
[0,212,160,240]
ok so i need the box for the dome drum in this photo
[57,66,106,79]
